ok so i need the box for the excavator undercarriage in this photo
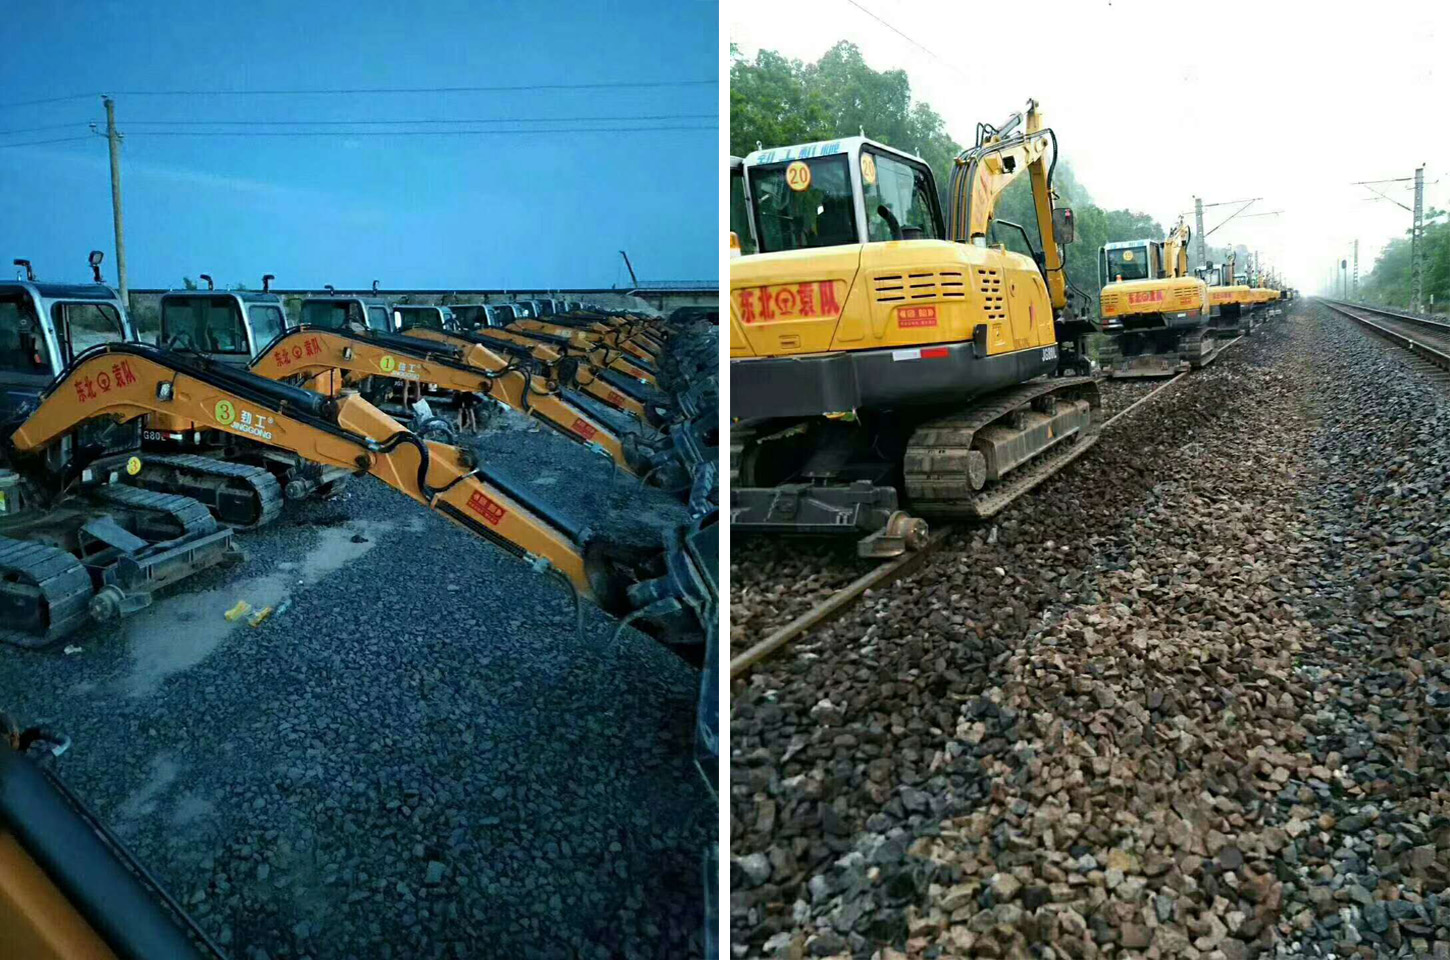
[732,376,1100,557]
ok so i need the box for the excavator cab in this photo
[449,304,511,331]
[0,258,135,424]
[1100,240,1161,286]
[509,300,538,320]
[392,304,457,333]
[160,285,292,365]
[300,295,393,335]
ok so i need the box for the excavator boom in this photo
[9,344,713,644]
[948,99,1071,315]
[249,327,639,474]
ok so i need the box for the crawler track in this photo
[729,336,1243,676]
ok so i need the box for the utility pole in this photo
[1193,196,1206,269]
[1412,164,1425,312]
[1352,239,1359,299]
[103,97,128,306]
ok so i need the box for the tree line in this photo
[1357,210,1450,310]
[732,42,1199,308]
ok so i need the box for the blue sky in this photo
[0,0,718,290]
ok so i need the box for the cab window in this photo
[162,296,248,354]
[301,301,359,330]
[53,302,127,361]
[1103,246,1151,284]
[249,304,287,350]
[730,166,758,255]
[749,153,856,253]
[861,150,943,242]
[367,306,392,332]
[0,293,51,374]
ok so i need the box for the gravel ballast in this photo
[730,303,1450,958]
[2,449,712,957]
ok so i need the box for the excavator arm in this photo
[249,327,643,475]
[401,325,658,422]
[948,99,1071,315]
[509,318,661,369]
[9,344,713,644]
[1162,219,1193,278]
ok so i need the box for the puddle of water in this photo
[169,790,217,828]
[121,520,392,696]
[115,753,179,824]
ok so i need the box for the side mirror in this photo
[1052,207,1075,244]
[88,250,105,282]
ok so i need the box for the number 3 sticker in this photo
[786,160,811,192]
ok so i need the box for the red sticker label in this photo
[897,305,938,328]
[572,418,599,440]
[1127,290,1166,305]
[736,281,844,324]
[466,491,506,525]
[606,391,627,408]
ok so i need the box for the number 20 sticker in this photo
[786,160,811,192]
[860,153,877,186]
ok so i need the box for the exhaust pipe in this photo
[262,273,274,293]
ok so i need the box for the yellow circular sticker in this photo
[214,400,236,425]
[125,456,142,476]
[379,355,397,373]
[860,153,877,186]
[785,160,812,193]
[1122,250,1135,262]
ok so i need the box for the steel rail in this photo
[1320,300,1450,373]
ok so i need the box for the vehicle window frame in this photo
[52,300,127,364]
[161,295,250,355]
[860,147,944,243]
[1104,245,1152,284]
[247,303,288,353]
[0,291,55,377]
[748,152,858,254]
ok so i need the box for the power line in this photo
[115,124,715,139]
[0,135,94,149]
[841,0,970,83]
[0,78,717,110]
[0,121,94,136]
[114,112,717,127]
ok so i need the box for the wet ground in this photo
[1,419,713,959]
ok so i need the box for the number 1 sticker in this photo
[786,160,811,192]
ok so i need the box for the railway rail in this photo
[1320,298,1450,386]
[729,333,1247,679]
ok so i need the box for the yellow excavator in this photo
[730,99,1099,556]
[0,268,714,650]
[1095,218,1215,376]
[1196,252,1255,336]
